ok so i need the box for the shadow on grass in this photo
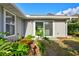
[39,40,73,56]
[63,40,79,51]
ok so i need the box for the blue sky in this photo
[16,3,79,15]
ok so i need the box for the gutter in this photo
[26,15,78,20]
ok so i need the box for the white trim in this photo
[3,8,16,38]
[65,20,68,36]
[4,8,16,16]
[53,20,55,37]
[3,8,6,38]
[43,22,45,36]
[15,15,17,36]
[26,15,78,19]
[34,21,44,36]
[44,21,53,37]
[33,21,35,36]
[34,20,53,37]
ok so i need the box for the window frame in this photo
[44,21,53,36]
[35,21,44,36]
[34,21,53,37]
[4,8,16,38]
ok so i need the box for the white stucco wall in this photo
[24,20,67,37]
[0,4,69,41]
[25,20,33,37]
[54,20,67,37]
[16,17,25,36]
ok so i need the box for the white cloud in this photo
[55,6,79,16]
[55,11,63,15]
[63,8,72,16]
[75,7,79,14]
[70,8,76,15]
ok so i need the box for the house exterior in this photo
[0,3,78,40]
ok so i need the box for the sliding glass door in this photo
[35,21,53,36]
[35,22,43,36]
[45,22,53,36]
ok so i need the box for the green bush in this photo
[0,39,12,56]
[25,35,35,40]
[68,19,79,35]
[11,42,30,56]
[0,37,30,56]
[35,40,46,55]
[42,37,50,43]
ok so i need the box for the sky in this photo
[16,3,79,15]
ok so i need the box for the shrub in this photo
[0,37,30,56]
[68,18,79,35]
[17,33,22,40]
[25,35,35,40]
[20,39,33,45]
[35,40,46,55]
[0,39,12,56]
[11,42,30,56]
[74,32,79,36]
[42,37,50,43]
[36,30,43,36]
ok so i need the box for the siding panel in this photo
[0,6,3,32]
[54,21,66,37]
[25,21,33,36]
[16,17,25,36]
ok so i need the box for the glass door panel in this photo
[35,22,43,36]
[45,22,53,36]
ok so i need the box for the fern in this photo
[0,39,12,56]
[11,43,30,56]
[0,38,30,56]
[0,42,11,50]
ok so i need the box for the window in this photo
[5,11,15,36]
[35,21,53,36]
[35,22,43,36]
[45,22,53,36]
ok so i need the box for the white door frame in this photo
[33,21,44,36]
[33,20,54,37]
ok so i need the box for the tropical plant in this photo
[11,42,30,56]
[35,40,46,55]
[20,39,33,45]
[68,18,79,35]
[42,37,50,43]
[17,33,23,41]
[36,29,43,36]
[0,39,12,56]
[0,32,9,37]
[25,35,35,40]
[0,38,30,56]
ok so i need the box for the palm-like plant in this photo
[0,39,12,56]
[11,42,30,56]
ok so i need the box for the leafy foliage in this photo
[0,39,12,56]
[0,37,30,56]
[25,35,35,40]
[35,22,43,36]
[0,32,46,56]
[42,37,50,42]
[11,42,30,56]
[35,40,46,55]
[36,29,43,36]
[68,18,79,35]
[17,33,23,41]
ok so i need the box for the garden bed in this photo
[0,33,79,56]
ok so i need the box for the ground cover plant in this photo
[1,32,79,56]
[0,33,46,56]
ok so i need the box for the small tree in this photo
[68,18,79,35]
